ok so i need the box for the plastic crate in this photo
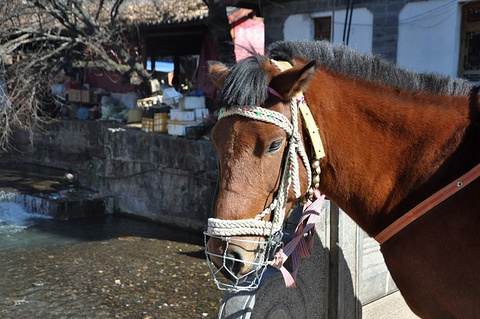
[154,113,168,133]
[142,118,154,133]
[137,95,162,108]
[185,126,206,139]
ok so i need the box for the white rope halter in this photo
[206,97,313,238]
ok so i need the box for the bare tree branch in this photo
[0,0,151,151]
[96,0,106,21]
[110,0,125,25]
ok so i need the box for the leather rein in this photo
[375,162,480,245]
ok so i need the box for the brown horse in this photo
[205,40,480,318]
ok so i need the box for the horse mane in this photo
[268,40,474,97]
[216,40,474,108]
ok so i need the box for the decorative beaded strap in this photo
[218,106,294,135]
[218,102,311,199]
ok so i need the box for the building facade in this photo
[262,0,480,82]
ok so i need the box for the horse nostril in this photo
[225,250,244,276]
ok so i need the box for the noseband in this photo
[204,60,326,291]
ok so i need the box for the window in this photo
[460,2,480,82]
[314,17,332,41]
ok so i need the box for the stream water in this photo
[0,199,223,318]
[0,200,61,252]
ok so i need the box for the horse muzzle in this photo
[204,233,282,291]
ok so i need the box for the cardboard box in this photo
[179,96,205,110]
[170,109,195,121]
[127,109,143,123]
[194,108,209,123]
[167,120,197,136]
[67,89,82,102]
[81,90,91,103]
[67,89,92,103]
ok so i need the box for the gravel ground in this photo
[0,236,224,319]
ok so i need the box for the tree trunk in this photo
[207,0,235,64]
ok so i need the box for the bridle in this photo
[204,60,326,291]
[207,101,313,237]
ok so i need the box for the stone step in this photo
[0,164,108,220]
[13,191,107,220]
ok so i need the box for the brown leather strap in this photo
[375,162,480,245]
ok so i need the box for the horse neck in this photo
[306,70,472,236]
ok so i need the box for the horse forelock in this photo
[267,40,474,97]
[217,54,280,108]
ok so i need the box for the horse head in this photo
[205,56,318,290]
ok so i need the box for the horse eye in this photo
[266,140,283,154]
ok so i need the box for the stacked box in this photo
[179,96,205,110]
[168,96,210,137]
[194,108,209,123]
[170,109,195,121]
[154,113,168,133]
[67,89,92,103]
[142,118,154,133]
[81,90,91,103]
[167,120,197,136]
[67,89,82,102]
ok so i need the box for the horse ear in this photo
[289,60,316,96]
[208,61,229,88]
[270,60,316,99]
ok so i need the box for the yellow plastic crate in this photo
[142,118,154,133]
[154,113,168,133]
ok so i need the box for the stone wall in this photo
[8,120,218,231]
